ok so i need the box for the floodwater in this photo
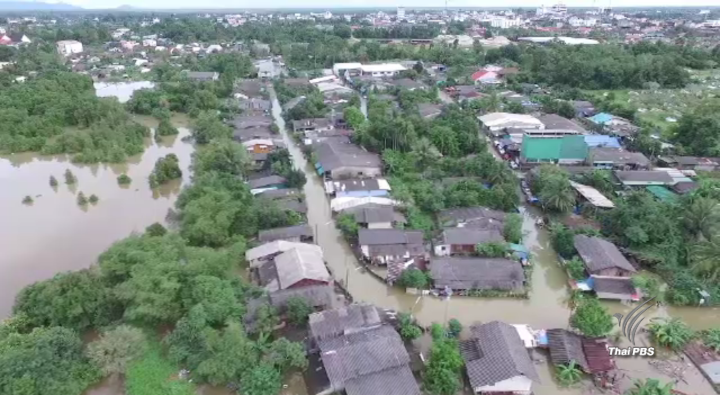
[0,120,193,318]
[94,81,155,103]
[270,88,718,395]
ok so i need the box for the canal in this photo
[270,87,716,395]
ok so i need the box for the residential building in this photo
[255,246,331,292]
[292,118,333,134]
[434,228,504,256]
[657,156,720,172]
[569,181,615,209]
[490,17,523,29]
[246,240,322,268]
[430,257,525,292]
[573,235,636,277]
[314,139,382,179]
[614,170,675,186]
[2,33,31,45]
[358,228,425,265]
[258,224,314,243]
[472,70,501,85]
[438,207,506,228]
[332,62,363,77]
[238,97,271,114]
[56,40,83,56]
[572,100,596,117]
[587,147,650,170]
[537,114,586,134]
[308,305,421,395]
[358,63,407,77]
[590,276,639,301]
[392,78,426,91]
[545,329,615,374]
[418,103,443,119]
[327,178,392,198]
[520,135,588,165]
[460,321,540,394]
[248,175,287,190]
[341,204,406,229]
[583,135,620,149]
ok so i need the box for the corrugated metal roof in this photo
[646,186,678,203]
[570,181,615,208]
[521,135,588,161]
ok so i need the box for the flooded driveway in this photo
[0,122,193,318]
[270,88,718,395]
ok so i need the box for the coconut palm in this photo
[539,176,576,213]
[681,197,720,240]
[690,237,720,281]
[411,137,441,172]
[625,378,674,395]
[555,360,583,386]
[647,317,694,350]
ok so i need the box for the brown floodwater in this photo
[270,88,718,395]
[0,121,193,318]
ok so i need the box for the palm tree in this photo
[555,361,583,386]
[681,197,720,240]
[625,378,674,395]
[647,317,694,350]
[539,176,576,213]
[690,238,720,281]
[411,138,441,172]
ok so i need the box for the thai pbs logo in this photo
[607,297,659,357]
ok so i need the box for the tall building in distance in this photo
[552,2,567,14]
[397,7,406,20]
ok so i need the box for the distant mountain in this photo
[0,1,83,10]
[115,4,141,10]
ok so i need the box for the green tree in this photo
[702,328,720,352]
[86,325,147,376]
[149,154,182,188]
[631,274,661,300]
[539,175,576,213]
[192,139,248,177]
[49,175,58,187]
[681,197,720,240]
[89,194,99,204]
[336,212,359,240]
[423,339,464,395]
[156,118,179,137]
[145,222,167,237]
[253,304,279,335]
[503,213,523,244]
[77,191,88,206]
[475,242,510,257]
[117,174,132,185]
[625,378,674,395]
[557,101,576,119]
[566,257,587,280]
[570,298,614,338]
[64,169,77,184]
[397,268,429,289]
[690,238,720,281]
[240,364,282,395]
[22,195,33,204]
[191,111,232,144]
[194,322,259,385]
[285,297,313,327]
[398,313,422,341]
[0,327,101,395]
[647,317,694,350]
[343,106,365,130]
[556,360,583,386]
[264,337,307,371]
[550,223,577,258]
[430,322,446,341]
[447,319,462,338]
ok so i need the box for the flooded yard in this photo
[94,81,155,103]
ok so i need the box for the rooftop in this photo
[521,135,588,161]
[569,181,615,208]
[258,224,313,243]
[573,235,636,274]
[430,257,525,291]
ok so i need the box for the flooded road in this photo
[270,88,717,395]
[0,121,193,318]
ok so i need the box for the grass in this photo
[125,341,196,395]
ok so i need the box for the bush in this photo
[447,319,462,338]
[149,154,182,188]
[77,192,88,206]
[503,213,523,244]
[22,195,33,204]
[398,313,422,341]
[550,223,576,258]
[285,297,313,327]
[145,223,167,237]
[49,175,58,187]
[397,269,429,289]
[64,169,77,185]
[570,298,613,338]
[89,194,99,204]
[565,257,586,280]
[647,317,694,350]
[475,242,510,257]
[117,174,132,185]
[156,118,179,137]
[702,328,720,352]
[336,213,359,240]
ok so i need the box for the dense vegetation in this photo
[0,72,149,162]
[148,154,182,188]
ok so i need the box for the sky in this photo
[29,0,720,10]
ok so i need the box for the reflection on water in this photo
[269,88,719,395]
[94,81,155,103]
[0,127,193,318]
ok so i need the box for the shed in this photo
[546,329,589,371]
[569,181,615,208]
[271,247,331,291]
[589,275,639,301]
[573,235,636,277]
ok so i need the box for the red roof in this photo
[471,70,495,81]
[581,337,615,373]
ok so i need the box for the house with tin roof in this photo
[430,257,525,292]
[573,235,636,277]
[434,228,505,256]
[358,229,425,265]
[520,135,588,165]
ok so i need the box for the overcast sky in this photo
[46,0,720,10]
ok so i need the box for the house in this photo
[56,40,83,56]
[309,304,382,341]
[545,329,615,374]
[614,170,675,186]
[5,33,31,44]
[327,178,391,198]
[245,284,336,331]
[418,103,443,119]
[438,206,507,228]
[460,321,540,394]
[257,188,301,200]
[314,139,382,180]
[588,113,639,137]
[572,100,596,117]
[589,275,639,301]
[258,224,314,243]
[248,175,287,190]
[520,135,588,165]
[671,181,698,195]
[246,240,322,268]
[230,115,274,132]
[573,235,636,277]
[430,257,525,292]
[292,118,333,134]
[255,59,281,79]
[332,62,363,77]
[434,228,505,256]
[235,79,265,98]
[587,147,650,170]
[657,156,720,172]
[342,204,406,229]
[238,97,271,113]
[257,246,331,292]
[276,198,308,215]
[358,229,425,265]
[583,135,621,149]
[478,113,544,136]
[471,70,501,85]
[537,114,586,134]
[186,71,219,82]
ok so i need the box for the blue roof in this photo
[589,112,613,125]
[584,135,621,148]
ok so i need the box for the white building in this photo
[397,7,406,19]
[359,63,407,77]
[56,40,83,56]
[705,20,720,28]
[332,62,362,77]
[478,113,545,133]
[490,17,522,29]
[569,17,598,27]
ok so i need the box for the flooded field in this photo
[270,88,718,395]
[0,121,193,318]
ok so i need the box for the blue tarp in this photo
[584,135,621,148]
[588,112,613,125]
[509,243,529,259]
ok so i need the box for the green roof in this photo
[521,135,588,161]
[646,186,677,203]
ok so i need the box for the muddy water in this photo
[0,122,192,318]
[271,89,718,395]
[94,81,155,103]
